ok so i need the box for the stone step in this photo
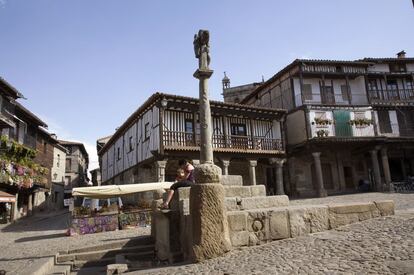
[72,258,116,270]
[63,235,154,255]
[46,264,71,275]
[221,175,243,186]
[173,185,266,201]
[71,266,107,275]
[57,244,154,262]
[225,195,289,211]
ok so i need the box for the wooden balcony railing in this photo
[162,131,283,151]
[368,89,414,102]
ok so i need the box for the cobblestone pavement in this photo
[0,209,150,274]
[131,192,414,275]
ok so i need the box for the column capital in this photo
[270,158,285,167]
[312,152,321,158]
[369,149,378,155]
[248,160,258,167]
[221,159,230,166]
[155,160,167,168]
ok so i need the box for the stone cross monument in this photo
[190,29,230,262]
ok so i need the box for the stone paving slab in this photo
[130,209,414,275]
[0,209,150,274]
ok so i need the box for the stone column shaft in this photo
[275,159,285,195]
[370,149,382,191]
[312,152,327,197]
[11,193,18,222]
[27,194,33,216]
[199,77,214,164]
[155,160,167,182]
[222,160,230,175]
[248,160,257,186]
[380,148,392,191]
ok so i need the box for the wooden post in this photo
[345,75,352,104]
[299,65,305,105]
[250,119,255,149]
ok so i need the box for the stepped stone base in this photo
[226,200,395,248]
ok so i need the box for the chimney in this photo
[397,50,406,59]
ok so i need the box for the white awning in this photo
[72,182,174,199]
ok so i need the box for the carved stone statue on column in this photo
[190,29,230,262]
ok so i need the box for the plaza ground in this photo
[0,192,413,274]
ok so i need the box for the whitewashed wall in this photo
[349,76,368,105]
[350,111,375,137]
[107,145,115,180]
[309,111,335,138]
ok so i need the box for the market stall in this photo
[69,182,173,235]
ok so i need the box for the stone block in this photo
[288,205,329,238]
[329,213,359,229]
[225,197,239,211]
[176,187,191,200]
[246,210,270,243]
[190,183,229,262]
[194,163,222,184]
[227,211,247,232]
[224,186,252,198]
[240,195,289,210]
[179,199,190,216]
[221,175,243,186]
[107,264,128,275]
[230,231,250,247]
[268,208,290,240]
[374,200,395,216]
[328,202,377,214]
[250,185,266,197]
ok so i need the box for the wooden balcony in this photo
[162,131,283,152]
[368,89,414,104]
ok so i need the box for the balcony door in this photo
[230,123,248,149]
[334,110,352,137]
[321,85,335,104]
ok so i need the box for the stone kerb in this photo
[328,202,381,229]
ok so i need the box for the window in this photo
[185,119,194,133]
[43,142,47,153]
[128,136,134,152]
[377,110,392,133]
[341,85,351,102]
[230,123,247,136]
[57,154,60,167]
[302,84,313,100]
[321,85,335,104]
[367,79,378,91]
[144,122,150,140]
[66,158,71,172]
[387,79,398,91]
[117,147,121,160]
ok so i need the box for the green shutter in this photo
[334,110,352,137]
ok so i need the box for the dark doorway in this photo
[266,167,276,195]
[343,166,354,189]
[389,158,404,181]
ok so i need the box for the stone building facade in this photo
[58,140,89,190]
[221,72,264,104]
[241,52,414,197]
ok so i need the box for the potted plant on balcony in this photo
[313,117,332,126]
[316,129,330,137]
[348,118,373,127]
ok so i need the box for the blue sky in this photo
[1,0,413,171]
